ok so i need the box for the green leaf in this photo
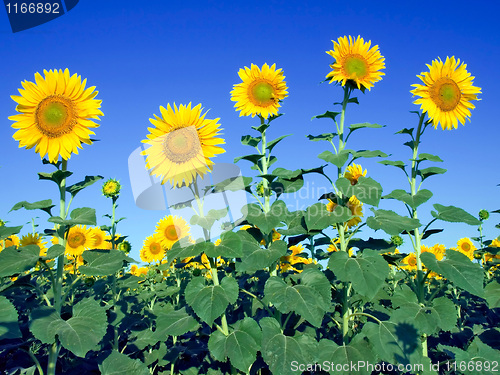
[99,350,150,375]
[208,317,261,373]
[351,149,388,159]
[184,276,238,326]
[312,110,341,122]
[440,338,500,375]
[395,127,414,136]
[45,244,65,259]
[0,245,40,277]
[79,250,127,276]
[236,236,287,273]
[366,209,421,235]
[432,297,458,332]
[153,307,199,338]
[167,240,204,262]
[38,170,73,185]
[190,208,228,231]
[318,149,353,168]
[277,210,308,235]
[305,203,352,231]
[212,176,250,193]
[391,302,441,335]
[272,168,302,179]
[10,199,54,215]
[417,153,443,162]
[0,225,22,241]
[205,231,242,258]
[328,250,389,300]
[383,189,433,209]
[260,318,315,375]
[484,281,500,308]
[234,154,263,164]
[240,135,261,147]
[421,251,484,297]
[327,338,375,375]
[349,176,383,206]
[431,204,481,225]
[0,296,22,339]
[306,133,337,142]
[30,299,107,358]
[264,269,330,327]
[244,200,286,234]
[66,175,103,197]
[349,122,384,131]
[418,166,447,180]
[266,134,291,152]
[48,207,97,226]
[379,160,406,170]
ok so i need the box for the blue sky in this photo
[1,0,498,261]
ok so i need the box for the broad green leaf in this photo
[38,170,73,185]
[190,208,228,230]
[208,317,262,372]
[391,302,441,335]
[351,149,388,159]
[234,154,263,164]
[318,149,353,168]
[184,276,238,326]
[45,244,65,259]
[379,159,406,170]
[0,296,22,339]
[277,210,308,235]
[79,250,127,276]
[271,176,304,195]
[49,207,97,226]
[240,135,261,147]
[260,317,315,375]
[205,231,242,258]
[328,250,389,300]
[99,350,150,375]
[0,245,40,277]
[417,153,443,162]
[484,281,500,308]
[167,240,204,262]
[244,200,286,234]
[211,176,250,193]
[312,110,341,122]
[366,208,421,235]
[306,133,337,142]
[421,250,484,297]
[431,204,481,225]
[349,122,384,131]
[432,297,458,332]
[418,166,447,180]
[440,338,500,375]
[237,236,287,273]
[30,299,107,358]
[266,134,291,152]
[337,176,383,206]
[0,225,22,241]
[383,189,433,209]
[305,203,352,231]
[272,168,302,179]
[395,127,414,136]
[66,175,103,197]
[10,199,54,215]
[153,307,199,338]
[327,337,375,375]
[264,269,330,327]
[391,284,418,306]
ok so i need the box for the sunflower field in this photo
[1,35,499,375]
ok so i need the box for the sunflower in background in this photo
[89,227,112,250]
[52,225,94,257]
[411,57,481,130]
[140,234,165,263]
[9,69,103,162]
[278,244,314,273]
[1,235,20,251]
[231,63,288,118]
[326,35,385,91]
[154,215,190,249]
[344,163,367,185]
[20,233,48,256]
[455,238,477,260]
[142,103,225,188]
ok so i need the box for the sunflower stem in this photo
[259,116,271,214]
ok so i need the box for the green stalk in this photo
[259,116,271,214]
[337,86,350,177]
[111,197,117,249]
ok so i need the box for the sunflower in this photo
[9,69,102,162]
[20,233,47,256]
[278,244,314,273]
[140,234,165,263]
[64,255,85,274]
[326,35,385,90]
[456,238,476,260]
[326,239,354,256]
[231,63,288,118]
[401,253,418,272]
[431,244,446,261]
[326,195,363,228]
[102,178,121,198]
[141,103,225,188]
[344,163,367,185]
[2,234,20,251]
[411,57,481,130]
[89,227,112,250]
[65,225,93,257]
[155,215,190,249]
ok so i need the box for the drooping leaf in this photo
[417,153,443,163]
[484,281,500,308]
[432,297,458,332]
[383,189,433,209]
[152,307,199,339]
[240,135,261,147]
[379,160,407,170]
[167,240,204,262]
[349,122,385,131]
[326,337,375,375]
[99,350,150,375]
[45,244,65,259]
[66,175,104,197]
[318,149,353,168]
[10,199,54,215]
[266,134,291,152]
[306,133,337,142]
[366,209,421,235]
[38,170,73,185]
[418,166,447,180]
[391,302,441,335]
[48,207,97,226]
[0,245,40,277]
[0,225,22,241]
[337,176,383,206]
[0,296,22,339]
[431,204,481,225]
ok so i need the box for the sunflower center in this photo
[408,257,417,267]
[249,81,275,106]
[35,95,76,138]
[68,233,85,248]
[430,78,461,111]
[165,225,180,241]
[461,243,471,251]
[150,242,162,255]
[343,55,368,78]
[162,126,202,164]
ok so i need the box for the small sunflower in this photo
[231,63,288,118]
[89,227,112,250]
[411,57,481,130]
[346,196,363,228]
[140,234,165,263]
[431,244,446,261]
[20,233,47,256]
[118,240,132,254]
[155,215,190,249]
[65,225,93,257]
[102,178,121,198]
[65,255,85,274]
[326,35,385,90]
[9,69,102,162]
[2,234,20,250]
[141,103,225,188]
[278,244,314,273]
[402,253,418,272]
[344,163,367,185]
[456,238,476,260]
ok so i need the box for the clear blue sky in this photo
[1,0,498,261]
